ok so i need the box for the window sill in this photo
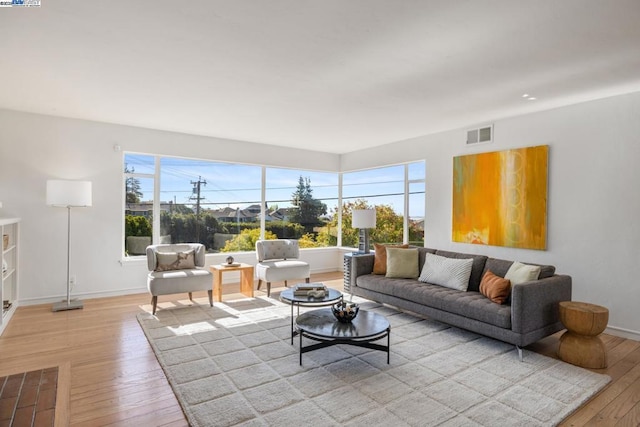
[119,256,147,266]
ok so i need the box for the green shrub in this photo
[220,229,277,252]
[265,221,305,239]
[125,215,152,237]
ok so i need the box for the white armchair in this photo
[146,243,213,314]
[255,239,310,297]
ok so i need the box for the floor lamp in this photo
[46,180,92,312]
[352,208,376,253]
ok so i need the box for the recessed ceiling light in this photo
[522,94,529,98]
[528,97,537,101]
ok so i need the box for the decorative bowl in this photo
[331,301,359,323]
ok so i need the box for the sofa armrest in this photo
[511,274,572,334]
[349,253,375,288]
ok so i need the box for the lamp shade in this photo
[46,180,92,207]
[352,209,376,229]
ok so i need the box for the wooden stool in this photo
[558,301,609,369]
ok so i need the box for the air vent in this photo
[466,124,493,145]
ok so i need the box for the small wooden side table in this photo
[558,301,609,369]
[210,263,255,302]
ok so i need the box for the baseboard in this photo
[605,325,640,342]
[17,286,148,307]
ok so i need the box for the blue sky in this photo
[125,154,425,217]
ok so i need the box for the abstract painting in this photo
[452,145,548,250]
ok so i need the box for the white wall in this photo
[0,109,341,304]
[342,91,640,339]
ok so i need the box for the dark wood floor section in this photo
[0,367,57,427]
[0,272,638,426]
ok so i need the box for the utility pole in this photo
[190,176,207,241]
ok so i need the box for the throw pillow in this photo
[418,253,473,291]
[373,243,409,275]
[480,270,512,304]
[385,247,419,279]
[155,249,196,272]
[504,261,541,285]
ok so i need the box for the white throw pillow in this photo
[504,261,541,285]
[418,253,473,291]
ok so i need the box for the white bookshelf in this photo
[1,217,20,335]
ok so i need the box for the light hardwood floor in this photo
[1,271,638,426]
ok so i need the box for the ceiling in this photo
[1,1,640,154]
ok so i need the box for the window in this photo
[159,158,262,253]
[408,161,425,246]
[124,154,155,256]
[265,168,339,247]
[341,162,425,249]
[123,153,424,256]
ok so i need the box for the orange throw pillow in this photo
[480,270,511,304]
[373,243,409,275]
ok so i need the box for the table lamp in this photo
[352,208,376,253]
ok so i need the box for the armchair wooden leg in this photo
[207,290,213,307]
[188,292,193,302]
[284,280,288,287]
[151,296,158,315]
[305,278,310,283]
[257,279,262,290]
[267,282,271,297]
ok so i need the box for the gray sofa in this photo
[348,247,572,359]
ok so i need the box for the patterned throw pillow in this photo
[480,270,512,304]
[418,253,473,291]
[155,250,196,272]
[373,243,409,275]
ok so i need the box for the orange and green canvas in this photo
[452,145,548,250]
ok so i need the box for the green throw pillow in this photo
[385,247,419,279]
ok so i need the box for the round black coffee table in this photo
[295,308,391,365]
[280,287,343,344]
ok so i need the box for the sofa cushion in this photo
[386,247,419,279]
[148,268,212,295]
[505,261,541,284]
[418,253,473,291]
[373,243,409,275]
[155,250,196,272]
[355,275,511,329]
[434,250,488,292]
[480,270,511,304]
[255,259,310,282]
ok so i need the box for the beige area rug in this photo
[137,297,610,427]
